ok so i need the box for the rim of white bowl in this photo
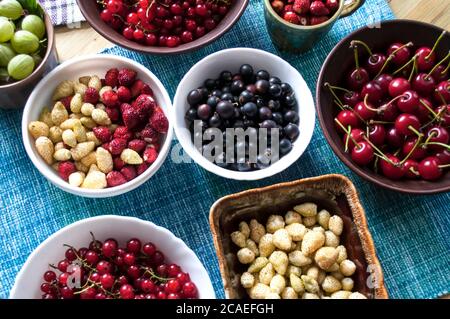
[173,48,316,181]
[9,215,216,299]
[21,54,174,198]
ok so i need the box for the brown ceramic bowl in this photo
[77,0,249,55]
[316,20,450,195]
[210,174,388,299]
[0,12,58,110]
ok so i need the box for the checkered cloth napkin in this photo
[38,0,85,25]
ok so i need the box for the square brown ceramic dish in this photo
[209,174,388,299]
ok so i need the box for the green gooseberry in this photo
[0,43,16,67]
[0,0,23,20]
[7,54,35,80]
[0,67,10,82]
[11,30,39,54]
[0,18,15,42]
[21,15,46,39]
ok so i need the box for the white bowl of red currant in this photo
[10,215,215,299]
[172,48,316,180]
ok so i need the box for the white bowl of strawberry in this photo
[10,215,215,299]
[22,55,173,198]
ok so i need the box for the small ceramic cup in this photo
[264,0,363,53]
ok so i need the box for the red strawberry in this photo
[143,147,158,164]
[136,162,149,175]
[106,107,120,122]
[134,94,155,120]
[58,161,76,181]
[128,139,147,153]
[106,171,128,187]
[113,157,126,170]
[113,126,133,140]
[84,87,100,104]
[117,86,132,102]
[293,0,310,14]
[102,90,119,108]
[148,108,169,133]
[283,11,300,24]
[120,166,137,181]
[105,68,119,87]
[310,1,329,16]
[310,16,328,25]
[271,0,284,13]
[109,138,128,155]
[325,0,339,12]
[118,68,137,87]
[140,124,159,143]
[60,96,73,110]
[131,80,153,98]
[120,102,132,114]
[93,126,112,143]
[122,108,141,130]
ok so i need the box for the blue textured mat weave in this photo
[0,0,449,299]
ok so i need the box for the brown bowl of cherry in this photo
[76,0,248,55]
[316,20,450,194]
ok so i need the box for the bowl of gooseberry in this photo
[0,0,57,109]
[10,215,215,299]
[76,0,249,54]
[317,20,450,194]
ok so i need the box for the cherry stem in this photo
[350,40,373,56]
[362,136,395,165]
[409,167,420,176]
[369,120,394,125]
[421,142,450,151]
[435,89,448,105]
[334,118,351,134]
[408,125,422,137]
[408,56,417,82]
[400,134,423,164]
[353,46,360,71]
[363,94,379,112]
[344,130,351,152]
[442,60,450,74]
[426,51,450,78]
[424,130,437,145]
[375,42,413,78]
[439,164,450,169]
[419,99,438,118]
[324,82,345,109]
[426,30,446,60]
[420,106,446,130]
[325,83,352,94]
[393,54,416,76]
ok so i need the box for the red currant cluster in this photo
[40,235,199,299]
[98,0,233,48]
[326,31,450,181]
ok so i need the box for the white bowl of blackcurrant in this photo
[173,48,316,180]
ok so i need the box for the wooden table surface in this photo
[54,0,450,62]
[53,0,450,298]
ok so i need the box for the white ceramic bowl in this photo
[22,55,173,198]
[173,48,315,180]
[10,215,215,299]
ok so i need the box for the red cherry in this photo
[426,126,449,151]
[343,128,365,150]
[418,156,443,180]
[361,81,383,103]
[431,64,448,83]
[394,114,421,136]
[346,68,370,91]
[388,77,411,97]
[386,127,404,148]
[436,149,450,165]
[351,141,374,166]
[433,80,450,104]
[100,9,113,23]
[374,74,393,95]
[415,47,435,72]
[403,159,420,179]
[165,279,181,293]
[412,73,435,96]
[122,27,134,40]
[379,100,399,121]
[341,91,360,107]
[119,284,135,299]
[368,124,386,146]
[387,42,411,65]
[402,137,427,160]
[354,101,376,120]
[414,97,433,122]
[397,90,419,113]
[379,155,405,180]
[366,53,387,75]
[335,110,360,132]
[435,105,450,126]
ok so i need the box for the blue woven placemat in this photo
[0,0,449,299]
